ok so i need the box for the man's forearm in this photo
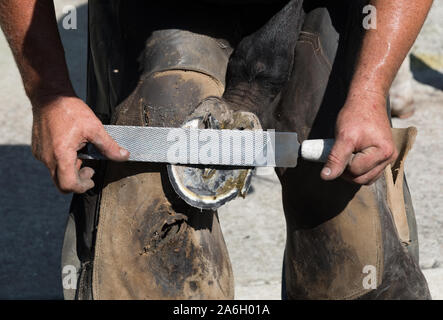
[349,0,433,100]
[321,0,432,184]
[0,0,74,105]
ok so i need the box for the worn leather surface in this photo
[385,128,418,246]
[279,129,430,300]
[275,3,430,299]
[141,30,231,88]
[360,131,431,300]
[94,164,233,299]
[93,68,234,299]
[62,0,430,300]
[64,0,293,300]
[282,174,384,299]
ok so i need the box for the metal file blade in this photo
[77,125,301,168]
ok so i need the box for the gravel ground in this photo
[0,0,441,300]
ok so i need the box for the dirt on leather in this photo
[0,0,441,300]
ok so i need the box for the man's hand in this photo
[320,91,398,185]
[317,0,433,185]
[0,0,130,193]
[31,96,129,193]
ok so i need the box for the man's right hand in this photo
[0,1,130,193]
[31,96,129,194]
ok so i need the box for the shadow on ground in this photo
[0,146,71,299]
[0,2,87,299]
[411,53,443,90]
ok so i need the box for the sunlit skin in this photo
[0,0,433,193]
[321,0,433,185]
[0,0,129,194]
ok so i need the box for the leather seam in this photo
[298,31,333,71]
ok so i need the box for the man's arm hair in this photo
[0,0,75,105]
[349,0,433,99]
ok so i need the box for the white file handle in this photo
[301,139,335,163]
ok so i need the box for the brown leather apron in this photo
[61,0,430,300]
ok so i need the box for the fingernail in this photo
[322,167,331,176]
[120,148,129,157]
